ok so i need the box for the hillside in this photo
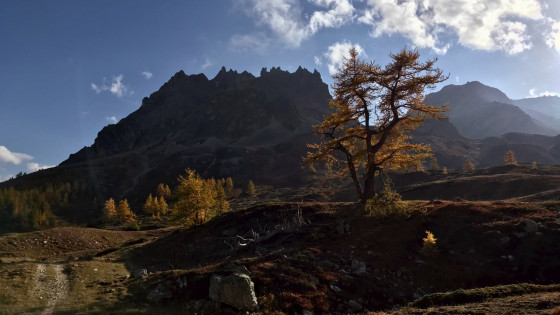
[1,67,330,208]
[3,72,560,230]
[1,199,559,314]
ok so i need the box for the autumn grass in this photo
[410,283,560,308]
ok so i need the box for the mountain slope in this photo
[513,96,560,130]
[42,67,329,204]
[425,81,557,138]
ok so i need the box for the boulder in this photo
[209,272,258,311]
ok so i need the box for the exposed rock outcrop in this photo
[209,272,258,311]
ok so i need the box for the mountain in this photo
[411,118,560,170]
[45,66,328,203]
[513,96,560,130]
[424,81,557,138]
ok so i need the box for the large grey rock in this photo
[209,272,258,311]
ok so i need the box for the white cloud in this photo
[359,0,542,55]
[27,162,54,173]
[0,146,33,165]
[90,75,128,97]
[202,57,213,70]
[234,0,354,49]
[314,56,322,65]
[234,0,549,54]
[528,88,559,97]
[324,41,365,75]
[109,75,127,97]
[546,18,560,53]
[91,83,101,94]
[529,88,536,96]
[308,0,355,33]
[142,71,153,79]
[229,33,272,53]
[106,116,118,124]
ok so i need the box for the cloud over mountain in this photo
[235,0,553,55]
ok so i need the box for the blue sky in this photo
[1,0,559,181]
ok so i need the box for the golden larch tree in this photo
[173,169,217,226]
[305,47,447,203]
[246,180,256,197]
[117,199,136,223]
[463,160,475,172]
[156,183,171,199]
[504,150,518,165]
[103,198,117,221]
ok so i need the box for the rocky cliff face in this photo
[59,67,331,200]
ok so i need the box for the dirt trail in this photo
[32,263,69,315]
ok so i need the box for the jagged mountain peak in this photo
[60,66,331,198]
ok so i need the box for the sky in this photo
[1,0,559,181]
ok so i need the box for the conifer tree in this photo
[174,169,215,226]
[157,196,168,216]
[504,150,518,165]
[216,182,229,214]
[246,180,256,197]
[430,158,439,170]
[143,194,157,218]
[117,199,136,223]
[103,198,117,222]
[156,183,171,199]
[304,47,447,203]
[463,160,475,172]
[225,177,234,192]
[442,167,448,175]
[531,161,537,170]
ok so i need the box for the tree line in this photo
[102,170,254,227]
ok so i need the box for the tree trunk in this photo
[360,167,376,203]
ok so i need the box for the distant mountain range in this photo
[424,81,558,139]
[414,81,560,169]
[513,96,560,131]
[3,69,560,206]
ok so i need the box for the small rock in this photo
[302,310,314,315]
[176,275,188,288]
[330,285,342,293]
[351,259,367,275]
[136,269,148,278]
[348,300,362,312]
[515,220,538,237]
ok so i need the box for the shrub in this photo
[420,230,439,257]
[366,179,409,218]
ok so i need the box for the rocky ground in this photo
[1,199,560,314]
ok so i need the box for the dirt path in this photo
[32,263,69,315]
